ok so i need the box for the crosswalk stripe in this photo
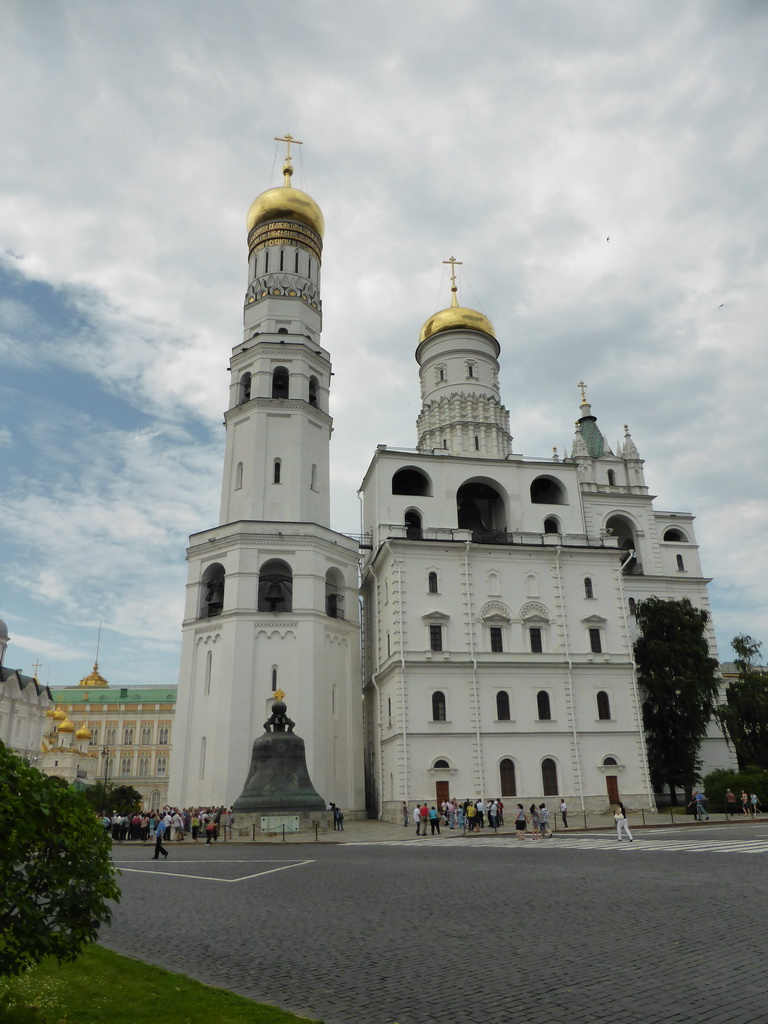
[344,836,768,853]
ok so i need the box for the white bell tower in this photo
[170,138,365,814]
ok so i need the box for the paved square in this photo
[103,827,768,1024]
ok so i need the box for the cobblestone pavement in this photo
[103,823,768,1024]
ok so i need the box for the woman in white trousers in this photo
[615,803,634,842]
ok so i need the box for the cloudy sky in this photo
[1,1,767,688]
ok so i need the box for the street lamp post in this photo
[100,746,110,817]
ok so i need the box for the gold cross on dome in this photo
[578,380,588,403]
[443,256,463,292]
[32,660,42,676]
[274,133,303,161]
[274,688,286,700]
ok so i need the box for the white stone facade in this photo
[169,160,365,813]
[360,330,733,818]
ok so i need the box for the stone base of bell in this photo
[234,809,334,839]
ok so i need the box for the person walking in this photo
[689,791,709,821]
[414,802,422,835]
[419,803,429,836]
[539,803,550,837]
[514,803,527,841]
[429,806,441,835]
[559,798,568,828]
[153,816,169,859]
[725,789,738,818]
[529,804,541,839]
[614,803,634,842]
[750,792,761,816]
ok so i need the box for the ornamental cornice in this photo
[478,601,512,621]
[224,398,331,428]
[189,532,358,558]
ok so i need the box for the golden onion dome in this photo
[76,725,92,740]
[419,304,496,344]
[246,160,324,239]
[52,707,67,721]
[58,719,75,733]
[46,706,57,719]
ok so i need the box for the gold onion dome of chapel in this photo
[418,259,495,344]
[58,718,75,734]
[246,135,324,239]
[76,724,92,740]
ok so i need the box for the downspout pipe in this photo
[554,544,585,811]
[617,550,655,809]
[365,554,385,820]
[385,541,410,811]
[464,541,484,798]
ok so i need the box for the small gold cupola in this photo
[418,256,496,344]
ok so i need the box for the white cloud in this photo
[1,1,767,682]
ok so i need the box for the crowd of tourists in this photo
[404,798,571,838]
[101,806,234,847]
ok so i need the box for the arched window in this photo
[200,563,225,618]
[541,758,558,795]
[544,516,560,534]
[157,757,167,776]
[432,691,446,721]
[405,510,422,540]
[325,568,345,619]
[500,758,517,796]
[628,597,636,616]
[205,650,212,695]
[597,691,611,720]
[607,469,616,486]
[140,727,151,744]
[434,758,450,769]
[138,757,149,777]
[159,728,169,745]
[605,515,637,574]
[90,728,99,746]
[457,480,506,537]
[536,691,552,720]
[106,728,116,746]
[308,375,319,407]
[235,462,243,490]
[123,728,134,746]
[603,756,617,766]
[200,736,207,780]
[273,459,281,484]
[258,558,293,612]
[496,690,511,721]
[676,554,685,571]
[664,528,686,542]
[311,464,318,490]
[474,435,479,450]
[239,372,251,404]
[387,697,392,722]
[530,476,566,505]
[271,366,289,399]
[121,757,132,776]
[584,578,594,599]
[392,468,432,496]
[428,571,438,593]
[271,666,278,691]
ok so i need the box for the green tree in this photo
[634,597,720,804]
[0,740,120,976]
[81,782,143,816]
[716,635,768,769]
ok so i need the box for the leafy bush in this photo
[0,740,120,976]
[701,766,768,812]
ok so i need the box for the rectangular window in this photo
[490,627,504,652]
[589,628,602,654]
[530,627,543,653]
[429,625,443,652]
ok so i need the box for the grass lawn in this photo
[0,943,319,1024]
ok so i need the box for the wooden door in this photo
[606,775,620,804]
[435,780,450,805]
